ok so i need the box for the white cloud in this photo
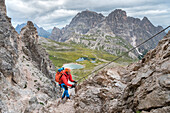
[127,9,168,18]
[34,9,78,29]
[121,4,170,27]
[36,9,78,22]
[5,0,170,30]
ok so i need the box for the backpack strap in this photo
[59,74,63,80]
[59,73,67,80]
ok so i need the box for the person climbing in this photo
[56,67,77,100]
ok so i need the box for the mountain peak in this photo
[68,10,104,34]
[75,10,104,18]
[49,27,62,41]
[141,16,154,28]
[53,27,60,30]
[141,16,153,25]
[107,9,127,21]
[142,16,150,22]
[82,9,100,14]
[110,9,127,17]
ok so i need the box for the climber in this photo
[58,68,77,100]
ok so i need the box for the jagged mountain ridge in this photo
[16,23,51,38]
[49,9,166,58]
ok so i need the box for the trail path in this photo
[54,99,75,113]
[39,88,76,113]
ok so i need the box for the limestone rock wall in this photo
[0,1,60,113]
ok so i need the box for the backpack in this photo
[55,67,64,82]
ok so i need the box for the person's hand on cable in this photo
[71,84,76,88]
[73,81,77,84]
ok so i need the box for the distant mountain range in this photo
[15,23,51,38]
[47,29,53,33]
[15,9,166,59]
[49,9,166,58]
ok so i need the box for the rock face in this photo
[68,10,104,34]
[49,27,62,41]
[0,0,18,82]
[49,10,104,42]
[20,21,55,78]
[74,31,170,113]
[0,1,60,113]
[50,9,166,58]
[16,23,51,38]
[106,9,165,55]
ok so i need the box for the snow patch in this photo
[131,36,143,55]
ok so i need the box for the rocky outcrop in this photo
[20,21,55,79]
[16,23,51,38]
[0,1,60,113]
[74,31,170,113]
[49,27,62,41]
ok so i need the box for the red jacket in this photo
[59,71,74,87]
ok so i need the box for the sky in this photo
[5,0,170,31]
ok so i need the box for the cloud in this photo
[34,9,78,23]
[121,3,170,27]
[34,9,78,29]
[5,0,170,30]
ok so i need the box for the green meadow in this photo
[40,38,136,81]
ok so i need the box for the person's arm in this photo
[61,75,73,87]
[69,74,75,82]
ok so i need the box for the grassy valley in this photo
[39,37,136,81]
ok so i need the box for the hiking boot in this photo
[66,97,70,100]
[61,97,65,100]
[66,97,71,102]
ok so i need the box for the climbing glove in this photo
[71,84,76,88]
[73,81,77,84]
